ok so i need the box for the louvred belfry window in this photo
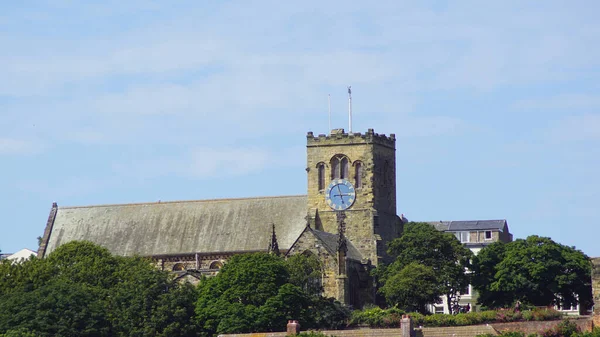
[330,155,350,180]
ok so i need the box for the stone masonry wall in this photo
[286,230,341,300]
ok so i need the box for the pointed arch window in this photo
[317,163,326,191]
[354,161,363,188]
[340,157,349,179]
[330,155,349,180]
[331,158,339,179]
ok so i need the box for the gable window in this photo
[330,155,350,180]
[354,161,363,188]
[317,163,326,190]
[485,230,492,240]
[454,231,470,243]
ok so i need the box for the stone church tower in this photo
[305,128,403,266]
[284,128,403,307]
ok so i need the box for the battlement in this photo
[306,128,396,149]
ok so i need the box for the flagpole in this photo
[348,86,352,133]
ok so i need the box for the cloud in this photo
[547,114,600,142]
[0,138,44,155]
[111,145,305,180]
[512,94,600,112]
[188,147,272,177]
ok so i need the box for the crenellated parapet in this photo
[306,128,396,149]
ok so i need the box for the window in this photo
[317,163,326,190]
[331,158,339,179]
[434,306,444,314]
[209,261,223,270]
[172,263,186,271]
[485,231,492,240]
[460,285,471,296]
[340,157,349,179]
[330,155,349,180]
[454,231,470,243]
[354,161,363,188]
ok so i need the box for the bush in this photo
[424,314,456,327]
[532,308,562,321]
[350,307,564,329]
[541,320,580,337]
[574,328,600,337]
[348,307,405,328]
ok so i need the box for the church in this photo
[37,128,510,309]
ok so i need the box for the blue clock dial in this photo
[325,179,356,210]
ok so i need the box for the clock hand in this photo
[337,185,345,204]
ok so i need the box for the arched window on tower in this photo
[317,163,326,191]
[340,157,349,179]
[330,155,350,180]
[331,158,339,179]
[354,161,363,188]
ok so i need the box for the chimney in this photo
[287,320,300,335]
[401,315,414,337]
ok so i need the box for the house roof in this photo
[427,220,508,232]
[42,195,308,257]
[7,248,37,261]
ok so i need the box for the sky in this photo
[1,1,599,257]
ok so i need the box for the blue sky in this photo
[1,1,599,256]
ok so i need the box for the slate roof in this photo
[43,195,308,257]
[310,228,363,261]
[427,220,508,232]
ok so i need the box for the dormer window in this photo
[330,155,350,180]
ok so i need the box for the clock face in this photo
[325,179,356,211]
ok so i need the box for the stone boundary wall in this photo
[219,318,594,337]
[491,317,593,335]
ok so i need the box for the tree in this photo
[195,252,348,336]
[472,235,593,310]
[379,262,442,314]
[0,241,199,337]
[380,222,473,313]
[286,253,323,296]
[0,279,110,337]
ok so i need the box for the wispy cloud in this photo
[545,114,600,142]
[0,138,44,155]
[512,94,600,112]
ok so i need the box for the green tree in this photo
[286,253,323,296]
[0,279,109,337]
[0,241,199,337]
[380,222,473,313]
[472,235,593,310]
[195,252,348,336]
[379,262,442,314]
